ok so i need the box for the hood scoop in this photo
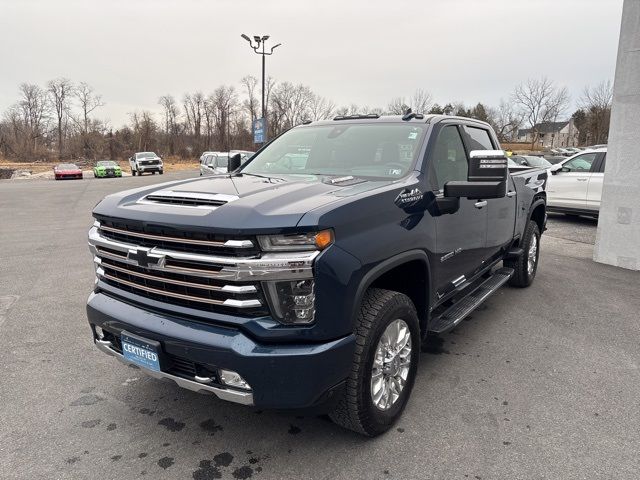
[140,190,239,209]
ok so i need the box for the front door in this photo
[461,125,516,258]
[427,124,488,294]
[586,153,606,212]
[547,152,598,209]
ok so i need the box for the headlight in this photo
[264,279,316,324]
[257,230,333,251]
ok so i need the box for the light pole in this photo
[241,34,281,143]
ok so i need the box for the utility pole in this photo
[240,34,281,144]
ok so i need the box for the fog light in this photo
[94,325,104,339]
[219,369,251,390]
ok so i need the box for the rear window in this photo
[465,127,494,151]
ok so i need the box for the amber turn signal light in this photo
[315,230,334,250]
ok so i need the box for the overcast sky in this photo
[0,0,624,127]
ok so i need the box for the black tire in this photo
[159,170,163,175]
[505,220,540,287]
[132,169,136,176]
[329,288,420,436]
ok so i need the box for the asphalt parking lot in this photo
[1,172,639,480]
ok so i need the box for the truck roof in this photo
[306,114,492,129]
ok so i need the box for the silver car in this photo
[200,153,229,176]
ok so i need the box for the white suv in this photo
[547,148,607,217]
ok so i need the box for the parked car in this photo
[53,163,83,180]
[200,151,217,162]
[543,155,567,165]
[546,148,607,217]
[229,150,255,162]
[129,152,163,176]
[87,114,547,436]
[200,152,229,176]
[509,155,553,169]
[93,160,122,178]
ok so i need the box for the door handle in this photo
[507,191,516,197]
[474,200,488,209]
[577,178,588,181]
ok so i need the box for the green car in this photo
[93,160,122,178]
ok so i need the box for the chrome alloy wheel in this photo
[528,233,538,275]
[371,319,412,411]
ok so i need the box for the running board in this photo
[428,267,514,334]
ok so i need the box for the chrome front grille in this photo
[88,219,318,319]
[95,216,256,255]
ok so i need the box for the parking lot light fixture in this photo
[240,33,282,143]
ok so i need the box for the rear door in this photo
[461,124,516,257]
[428,123,488,294]
[586,152,606,212]
[547,152,598,209]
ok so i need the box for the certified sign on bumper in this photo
[121,332,161,371]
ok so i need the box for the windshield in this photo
[58,164,78,169]
[509,156,528,165]
[137,152,157,158]
[242,124,426,179]
[97,161,116,167]
[523,156,552,167]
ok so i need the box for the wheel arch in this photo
[351,250,431,338]
[529,193,547,233]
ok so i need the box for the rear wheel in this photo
[505,220,540,287]
[329,288,419,436]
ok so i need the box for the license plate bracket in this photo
[121,331,162,372]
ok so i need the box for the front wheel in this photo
[159,170,163,175]
[505,220,540,287]
[131,169,137,176]
[329,288,420,436]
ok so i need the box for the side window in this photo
[599,153,607,173]
[465,126,494,151]
[431,125,469,190]
[562,153,597,172]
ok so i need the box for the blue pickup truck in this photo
[87,114,547,436]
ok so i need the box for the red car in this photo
[54,163,83,180]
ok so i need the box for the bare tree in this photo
[387,89,433,115]
[580,80,613,144]
[209,86,238,150]
[47,78,74,158]
[158,95,180,154]
[75,82,104,135]
[130,111,157,151]
[16,83,49,157]
[241,75,259,122]
[183,92,204,146]
[512,77,570,147]
[387,97,410,115]
[488,99,522,142]
[410,89,433,114]
[308,93,335,121]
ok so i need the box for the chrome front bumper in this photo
[95,338,254,405]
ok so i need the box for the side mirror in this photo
[550,164,562,175]
[444,150,508,199]
[228,153,242,172]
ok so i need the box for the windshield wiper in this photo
[231,172,286,182]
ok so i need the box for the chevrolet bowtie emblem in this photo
[127,248,163,268]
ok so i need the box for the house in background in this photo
[517,119,580,148]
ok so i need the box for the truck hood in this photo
[93,173,392,233]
